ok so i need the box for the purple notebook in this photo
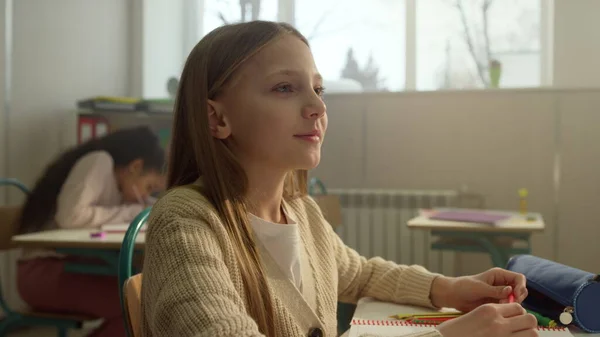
[429,210,510,225]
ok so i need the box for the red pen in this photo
[508,293,515,303]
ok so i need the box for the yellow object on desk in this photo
[518,188,529,215]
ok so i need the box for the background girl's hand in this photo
[437,303,538,337]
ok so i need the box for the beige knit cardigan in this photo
[141,186,443,337]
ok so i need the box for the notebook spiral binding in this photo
[351,319,568,332]
[352,319,436,328]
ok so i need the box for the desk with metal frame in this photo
[407,211,545,268]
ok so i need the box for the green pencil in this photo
[526,309,557,328]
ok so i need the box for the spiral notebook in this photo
[349,319,574,337]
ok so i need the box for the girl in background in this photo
[17,126,165,337]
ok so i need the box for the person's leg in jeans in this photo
[17,257,125,337]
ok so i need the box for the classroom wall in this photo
[556,91,600,270]
[313,88,600,275]
[1,1,600,278]
[553,0,600,88]
[5,0,130,203]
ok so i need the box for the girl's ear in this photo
[207,100,232,139]
[128,158,144,175]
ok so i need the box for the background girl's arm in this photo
[55,151,144,228]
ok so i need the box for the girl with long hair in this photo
[142,21,535,337]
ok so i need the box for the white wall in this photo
[316,88,600,275]
[0,0,130,311]
[6,0,129,201]
[553,0,600,88]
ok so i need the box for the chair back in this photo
[0,178,30,249]
[118,207,151,337]
[308,177,343,229]
[0,206,21,250]
[0,178,30,195]
[123,274,143,337]
[0,178,29,316]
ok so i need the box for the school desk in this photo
[407,211,545,268]
[11,228,144,275]
[340,297,594,337]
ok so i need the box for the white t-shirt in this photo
[249,211,303,291]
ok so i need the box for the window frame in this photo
[154,0,551,94]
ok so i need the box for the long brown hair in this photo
[168,21,309,336]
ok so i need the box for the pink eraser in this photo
[90,231,106,239]
[508,293,515,303]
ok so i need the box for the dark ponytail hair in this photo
[18,126,165,234]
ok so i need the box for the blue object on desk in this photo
[507,254,600,333]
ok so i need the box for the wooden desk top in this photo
[11,228,144,250]
[408,210,545,233]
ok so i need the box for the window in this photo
[416,0,541,90]
[183,0,544,93]
[198,0,405,93]
[295,0,406,92]
[202,0,278,36]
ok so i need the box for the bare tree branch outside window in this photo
[207,0,395,91]
[436,0,539,89]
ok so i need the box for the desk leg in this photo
[63,263,117,276]
[55,248,120,276]
[468,236,508,267]
[430,232,532,268]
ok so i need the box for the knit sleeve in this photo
[304,196,441,308]
[141,194,264,337]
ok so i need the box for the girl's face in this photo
[117,159,164,203]
[209,34,328,174]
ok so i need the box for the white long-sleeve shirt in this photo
[249,208,303,292]
[21,151,145,260]
[55,151,144,228]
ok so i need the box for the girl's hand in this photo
[431,268,528,313]
[437,303,538,337]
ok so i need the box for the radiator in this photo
[329,189,460,276]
